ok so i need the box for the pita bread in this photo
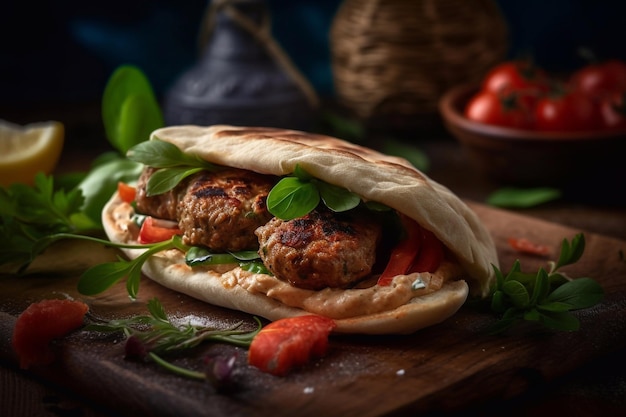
[102,125,499,334]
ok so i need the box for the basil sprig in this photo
[487,233,604,333]
[267,164,361,220]
[126,139,218,196]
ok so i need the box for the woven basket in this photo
[330,0,508,131]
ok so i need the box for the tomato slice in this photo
[377,216,422,286]
[138,216,182,244]
[409,228,444,273]
[12,299,89,369]
[117,181,136,203]
[248,315,336,376]
[507,237,551,256]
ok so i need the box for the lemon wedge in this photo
[0,119,64,187]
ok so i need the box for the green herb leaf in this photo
[146,167,205,196]
[102,65,164,153]
[486,187,562,208]
[266,176,320,220]
[482,233,603,334]
[316,181,361,212]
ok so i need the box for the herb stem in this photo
[148,352,207,380]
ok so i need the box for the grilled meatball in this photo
[255,208,382,290]
[134,167,185,221]
[178,169,276,252]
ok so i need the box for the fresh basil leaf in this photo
[486,187,562,208]
[102,65,163,153]
[267,177,320,220]
[127,139,207,168]
[529,268,550,305]
[185,246,238,267]
[78,260,130,296]
[547,277,604,309]
[554,233,585,270]
[293,164,314,181]
[146,167,204,196]
[364,201,391,211]
[231,250,261,261]
[502,280,529,308]
[316,181,361,212]
[536,301,572,313]
[76,156,143,227]
[523,308,541,321]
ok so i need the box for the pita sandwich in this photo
[102,125,498,334]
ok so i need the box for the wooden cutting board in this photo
[1,202,625,417]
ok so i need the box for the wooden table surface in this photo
[1,105,625,416]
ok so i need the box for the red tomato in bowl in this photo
[600,92,626,130]
[570,59,626,100]
[482,60,550,97]
[535,90,601,131]
[465,90,534,129]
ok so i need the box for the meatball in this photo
[255,208,382,290]
[178,169,276,252]
[134,167,185,221]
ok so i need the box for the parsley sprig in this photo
[487,233,604,333]
[85,297,261,381]
[0,174,95,271]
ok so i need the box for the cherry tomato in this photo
[570,59,626,100]
[117,182,136,204]
[507,237,551,256]
[138,216,182,244]
[12,299,89,369]
[465,90,534,129]
[600,92,626,130]
[535,90,601,131]
[482,60,550,97]
[248,315,336,376]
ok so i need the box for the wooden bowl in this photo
[438,84,626,187]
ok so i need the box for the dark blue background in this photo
[2,0,625,105]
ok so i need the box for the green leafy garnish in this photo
[85,298,261,381]
[77,235,188,299]
[486,187,562,208]
[487,233,604,333]
[0,174,97,271]
[126,139,217,196]
[185,246,267,275]
[102,65,164,154]
[266,164,361,220]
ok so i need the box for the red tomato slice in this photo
[12,299,89,369]
[507,237,551,256]
[138,216,182,244]
[377,216,422,286]
[117,182,136,203]
[409,228,444,273]
[248,315,336,376]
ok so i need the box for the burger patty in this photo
[178,169,276,252]
[255,208,382,290]
[135,167,276,252]
[135,167,184,221]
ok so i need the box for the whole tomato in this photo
[482,60,550,98]
[535,89,601,131]
[465,90,533,129]
[570,59,626,100]
[600,92,626,130]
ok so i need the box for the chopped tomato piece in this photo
[138,216,181,244]
[377,216,422,286]
[12,299,89,369]
[409,228,444,273]
[248,315,336,376]
[117,182,136,203]
[507,237,551,256]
